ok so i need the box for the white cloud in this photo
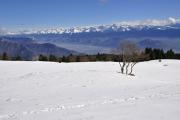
[168,17,176,23]
[117,18,180,26]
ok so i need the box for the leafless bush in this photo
[116,41,141,76]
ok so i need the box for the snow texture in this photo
[0,60,180,120]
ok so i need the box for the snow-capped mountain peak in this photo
[1,18,180,35]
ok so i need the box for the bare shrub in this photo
[116,41,141,76]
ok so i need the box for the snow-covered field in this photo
[0,60,180,120]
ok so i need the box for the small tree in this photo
[15,55,22,61]
[166,49,174,59]
[116,41,140,76]
[39,54,48,61]
[61,56,67,62]
[2,52,9,60]
[48,55,57,62]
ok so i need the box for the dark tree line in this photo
[38,54,119,62]
[0,48,180,62]
[0,52,22,61]
[38,48,179,63]
[144,48,177,60]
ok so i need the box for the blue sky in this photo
[0,0,180,30]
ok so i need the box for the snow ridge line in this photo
[0,92,179,119]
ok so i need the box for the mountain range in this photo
[0,18,180,56]
[0,37,78,60]
[4,17,179,35]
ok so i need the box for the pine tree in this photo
[39,54,48,61]
[15,55,22,61]
[166,49,174,59]
[2,52,8,60]
[76,56,80,62]
[145,48,152,54]
[48,55,57,62]
[61,56,67,62]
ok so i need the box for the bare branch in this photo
[115,40,141,76]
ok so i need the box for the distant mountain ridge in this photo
[4,17,180,35]
[0,37,78,60]
[1,18,180,54]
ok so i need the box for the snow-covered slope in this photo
[0,60,180,120]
